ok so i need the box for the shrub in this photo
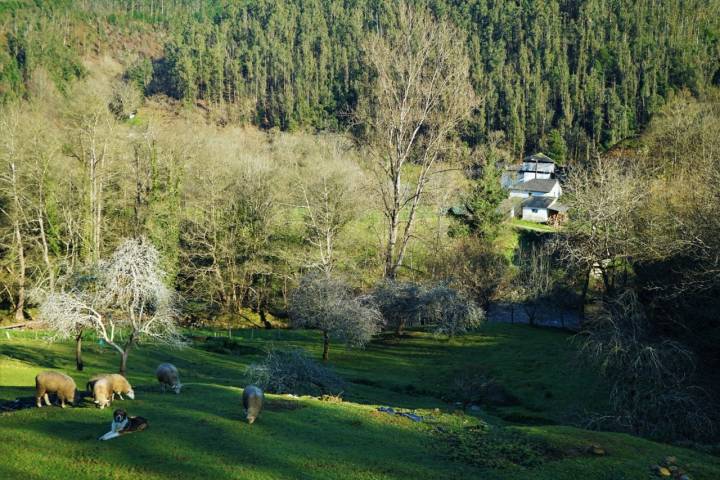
[372,281,484,336]
[451,372,519,409]
[579,291,717,441]
[421,283,485,336]
[436,424,559,469]
[246,347,346,396]
[371,281,425,335]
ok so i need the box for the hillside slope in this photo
[1,325,719,479]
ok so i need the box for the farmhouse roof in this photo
[448,205,470,217]
[511,178,558,193]
[524,152,555,163]
[522,196,556,209]
[548,201,568,213]
[496,197,524,214]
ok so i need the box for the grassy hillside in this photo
[1,325,719,479]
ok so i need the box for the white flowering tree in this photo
[40,238,182,376]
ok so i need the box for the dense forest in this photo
[1,0,719,159]
[1,0,720,444]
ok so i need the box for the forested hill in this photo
[1,0,719,160]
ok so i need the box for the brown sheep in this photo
[35,371,76,408]
[156,363,182,394]
[92,377,113,409]
[87,374,135,401]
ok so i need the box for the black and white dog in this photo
[98,409,148,441]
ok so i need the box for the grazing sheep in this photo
[93,377,113,409]
[242,385,264,424]
[87,374,135,401]
[35,371,76,408]
[156,363,182,394]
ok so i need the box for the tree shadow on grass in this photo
[0,385,101,411]
[0,343,65,369]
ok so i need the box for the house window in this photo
[532,208,538,213]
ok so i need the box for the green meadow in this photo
[1,325,718,479]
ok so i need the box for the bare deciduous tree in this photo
[65,91,116,264]
[555,157,648,315]
[513,244,554,326]
[356,4,478,279]
[180,154,276,321]
[40,238,182,376]
[298,170,359,274]
[290,273,383,361]
[0,107,59,321]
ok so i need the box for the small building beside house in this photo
[521,196,567,223]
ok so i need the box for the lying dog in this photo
[98,408,148,441]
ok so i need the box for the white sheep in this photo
[242,385,264,424]
[155,363,182,394]
[35,371,76,408]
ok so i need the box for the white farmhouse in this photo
[500,152,567,224]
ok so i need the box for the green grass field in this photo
[1,325,718,479]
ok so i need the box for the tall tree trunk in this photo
[385,208,399,279]
[119,349,130,377]
[579,268,591,324]
[37,213,54,291]
[10,163,25,322]
[119,331,137,377]
[322,330,330,362]
[259,304,273,329]
[13,222,25,322]
[75,330,84,371]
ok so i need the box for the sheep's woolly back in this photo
[156,363,179,383]
[87,374,106,392]
[88,374,133,395]
[156,363,182,393]
[242,385,264,424]
[105,374,133,394]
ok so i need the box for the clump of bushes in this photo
[371,281,484,336]
[579,291,718,442]
[436,424,560,469]
[451,372,520,409]
[246,347,346,396]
